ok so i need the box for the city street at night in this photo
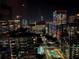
[0,0,79,59]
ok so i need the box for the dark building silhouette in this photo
[0,0,12,20]
[7,0,26,19]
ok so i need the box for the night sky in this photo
[7,0,79,20]
[27,0,79,8]
[27,0,79,20]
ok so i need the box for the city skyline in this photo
[5,0,79,20]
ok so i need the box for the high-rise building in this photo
[7,0,26,19]
[0,0,12,34]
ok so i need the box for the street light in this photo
[21,4,24,7]
[77,14,79,16]
[16,16,20,19]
